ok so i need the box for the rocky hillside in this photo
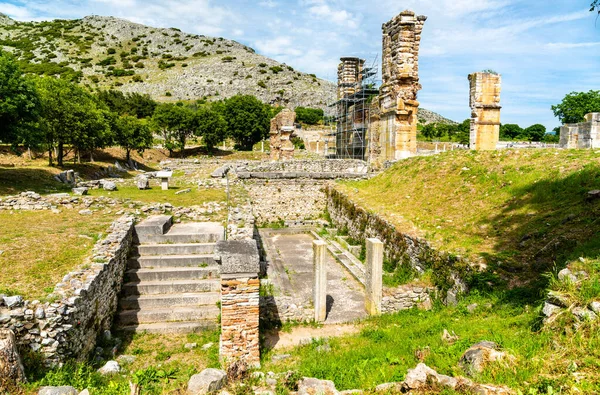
[0,14,335,108]
[417,108,457,125]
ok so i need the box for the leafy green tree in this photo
[524,124,546,142]
[36,77,109,166]
[420,123,437,139]
[500,124,523,140]
[97,90,156,118]
[194,105,227,150]
[295,107,324,125]
[114,115,153,161]
[551,90,600,124]
[152,103,196,155]
[456,119,470,145]
[592,0,599,14]
[223,95,270,150]
[0,51,40,147]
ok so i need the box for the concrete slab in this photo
[265,233,367,324]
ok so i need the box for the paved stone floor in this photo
[266,232,367,324]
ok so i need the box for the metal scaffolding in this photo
[326,56,380,160]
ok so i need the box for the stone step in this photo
[135,215,172,236]
[135,243,216,256]
[122,279,221,296]
[128,255,217,269]
[125,267,220,282]
[119,292,221,310]
[137,222,224,244]
[117,320,218,334]
[116,305,221,325]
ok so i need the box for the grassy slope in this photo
[340,149,600,287]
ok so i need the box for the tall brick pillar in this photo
[468,72,502,151]
[215,240,261,367]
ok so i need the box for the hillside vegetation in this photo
[0,14,334,108]
[340,149,600,289]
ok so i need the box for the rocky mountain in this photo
[0,13,455,123]
[417,108,457,125]
[0,14,335,108]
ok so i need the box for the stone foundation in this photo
[382,284,434,313]
[468,72,502,151]
[0,216,135,366]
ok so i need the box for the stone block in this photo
[215,240,260,275]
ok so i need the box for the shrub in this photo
[107,48,116,54]
[257,80,267,89]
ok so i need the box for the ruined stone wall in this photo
[235,159,368,174]
[270,109,296,161]
[260,294,313,324]
[369,10,426,165]
[325,186,469,299]
[560,113,600,149]
[338,57,364,99]
[0,216,134,366]
[468,72,502,151]
[220,276,260,366]
[244,180,327,225]
[382,285,434,313]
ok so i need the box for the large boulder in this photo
[402,363,457,391]
[188,368,227,395]
[460,341,512,376]
[298,377,339,395]
[38,387,78,395]
[72,187,88,196]
[136,175,150,190]
[102,181,117,191]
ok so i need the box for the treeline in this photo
[0,50,320,166]
[419,119,558,143]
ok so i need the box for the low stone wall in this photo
[235,159,368,174]
[0,216,135,366]
[382,284,435,313]
[325,186,469,298]
[0,192,78,211]
[245,180,328,225]
[260,294,313,325]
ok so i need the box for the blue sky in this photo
[0,0,599,129]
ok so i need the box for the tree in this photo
[97,90,156,118]
[194,105,227,150]
[114,115,153,161]
[152,103,196,155]
[223,95,270,150]
[420,123,437,139]
[551,90,600,124]
[592,0,599,14]
[524,124,546,142]
[500,124,523,140]
[456,119,470,145]
[0,51,40,147]
[36,77,109,165]
[295,107,324,125]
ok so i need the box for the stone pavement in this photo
[265,232,367,324]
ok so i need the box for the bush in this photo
[295,107,324,125]
[257,80,267,89]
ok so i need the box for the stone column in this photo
[215,240,261,367]
[365,238,383,315]
[270,109,296,161]
[468,72,502,151]
[0,329,26,385]
[313,240,327,322]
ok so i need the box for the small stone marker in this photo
[365,238,383,315]
[313,239,327,322]
[156,171,173,191]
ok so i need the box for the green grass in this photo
[261,292,600,393]
[86,185,226,207]
[339,149,600,285]
[0,209,115,300]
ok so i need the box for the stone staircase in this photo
[116,215,224,334]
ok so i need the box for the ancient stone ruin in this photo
[559,112,600,149]
[369,10,427,163]
[468,72,502,151]
[270,108,296,161]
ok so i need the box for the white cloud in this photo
[259,0,278,8]
[255,36,303,57]
[546,41,600,49]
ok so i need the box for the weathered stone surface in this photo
[572,307,597,322]
[460,342,510,376]
[78,209,93,216]
[558,268,577,283]
[542,302,562,318]
[590,301,600,314]
[298,377,339,395]
[403,363,457,390]
[72,187,88,196]
[102,181,117,191]
[270,109,296,161]
[0,329,26,384]
[187,368,227,395]
[38,387,78,395]
[97,360,120,375]
[469,72,502,151]
[560,112,600,149]
[136,176,150,190]
[215,240,260,275]
[175,188,192,195]
[3,296,23,308]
